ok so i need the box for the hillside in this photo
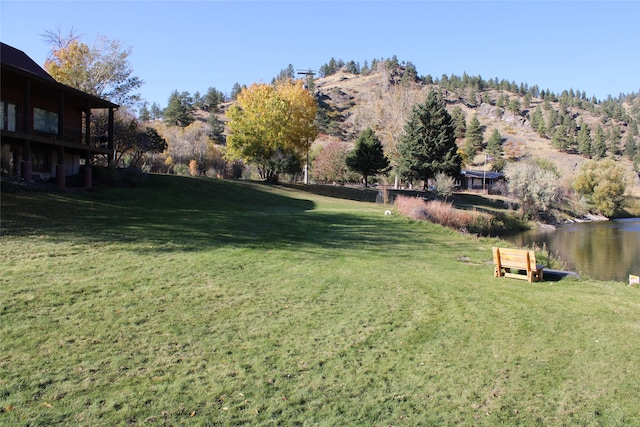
[308,68,640,196]
[195,63,640,199]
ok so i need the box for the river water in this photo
[502,218,640,282]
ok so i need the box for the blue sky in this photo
[2,1,638,109]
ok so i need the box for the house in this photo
[457,169,505,192]
[1,42,118,188]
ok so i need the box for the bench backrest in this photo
[493,247,537,271]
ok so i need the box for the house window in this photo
[34,107,58,135]
[1,101,17,131]
[32,150,52,172]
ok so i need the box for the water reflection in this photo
[503,218,640,282]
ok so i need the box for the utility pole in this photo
[297,69,316,184]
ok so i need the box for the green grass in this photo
[1,174,640,426]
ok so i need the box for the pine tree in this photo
[577,122,592,157]
[464,114,483,158]
[150,102,162,120]
[207,112,225,144]
[345,128,390,187]
[508,98,521,115]
[138,102,151,122]
[486,129,503,157]
[608,125,621,156]
[591,125,607,159]
[450,106,466,141]
[624,131,637,160]
[230,83,243,100]
[163,90,195,127]
[551,125,569,151]
[397,91,462,188]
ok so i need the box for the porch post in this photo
[58,91,65,140]
[108,107,115,167]
[56,146,65,188]
[83,104,93,188]
[83,162,92,188]
[21,78,32,182]
[56,92,65,188]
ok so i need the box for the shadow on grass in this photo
[1,174,431,253]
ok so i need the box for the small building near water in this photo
[457,169,505,192]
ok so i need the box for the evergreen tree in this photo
[230,83,243,100]
[508,98,521,115]
[577,122,592,157]
[530,105,545,134]
[207,112,225,144]
[163,90,195,127]
[486,129,503,157]
[608,125,621,156]
[138,102,151,122]
[150,102,162,120]
[344,60,359,74]
[345,128,390,187]
[624,131,637,160]
[546,109,558,137]
[273,64,295,83]
[397,91,462,188]
[203,87,225,112]
[361,60,370,75]
[591,124,607,159]
[400,61,418,85]
[496,93,508,108]
[464,114,483,158]
[450,106,466,140]
[551,125,569,152]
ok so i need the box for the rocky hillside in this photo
[213,64,639,196]
[309,67,640,196]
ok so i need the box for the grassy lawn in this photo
[1,174,639,426]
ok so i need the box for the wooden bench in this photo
[493,247,544,283]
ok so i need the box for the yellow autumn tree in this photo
[45,40,93,93]
[44,33,142,107]
[227,80,317,182]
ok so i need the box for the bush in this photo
[173,163,189,176]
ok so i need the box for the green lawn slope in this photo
[2,175,639,426]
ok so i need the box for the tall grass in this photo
[1,175,639,426]
[395,195,511,235]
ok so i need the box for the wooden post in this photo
[83,165,92,188]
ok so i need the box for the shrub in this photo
[189,159,199,176]
[434,172,455,200]
[173,163,189,176]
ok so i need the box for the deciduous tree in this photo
[504,161,560,219]
[44,31,142,107]
[108,110,167,167]
[572,159,626,217]
[311,139,358,184]
[226,80,317,182]
[355,77,424,187]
